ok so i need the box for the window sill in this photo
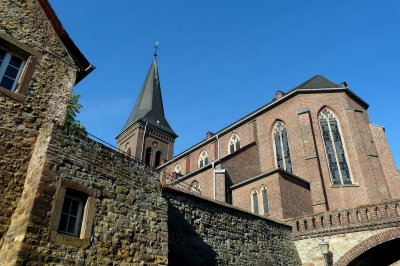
[0,86,26,102]
[331,183,359,188]
[49,231,90,248]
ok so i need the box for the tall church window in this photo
[261,186,269,214]
[319,108,352,185]
[251,189,259,214]
[154,151,162,167]
[228,133,241,154]
[273,121,292,173]
[145,147,152,166]
[191,181,201,195]
[198,150,208,168]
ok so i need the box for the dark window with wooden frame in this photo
[58,190,88,237]
[0,34,39,102]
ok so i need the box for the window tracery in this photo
[273,121,292,173]
[198,150,208,168]
[228,133,240,154]
[191,181,201,195]
[174,164,182,175]
[319,108,352,185]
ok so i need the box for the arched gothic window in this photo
[251,189,259,214]
[145,147,152,166]
[228,133,240,154]
[319,108,351,185]
[174,164,182,175]
[191,181,201,195]
[126,148,131,157]
[273,121,292,173]
[261,186,269,214]
[198,150,208,168]
[154,151,162,167]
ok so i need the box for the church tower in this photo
[116,54,177,166]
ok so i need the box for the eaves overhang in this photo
[37,0,95,85]
[160,86,368,169]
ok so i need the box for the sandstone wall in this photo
[163,187,301,266]
[0,0,77,244]
[0,123,169,265]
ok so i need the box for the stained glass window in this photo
[229,133,241,154]
[319,109,351,185]
[273,122,292,173]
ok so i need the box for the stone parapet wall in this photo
[163,187,301,266]
[288,198,400,240]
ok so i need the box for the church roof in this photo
[292,74,339,90]
[119,57,177,138]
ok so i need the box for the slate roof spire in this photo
[119,55,177,137]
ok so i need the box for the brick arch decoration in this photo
[334,227,400,266]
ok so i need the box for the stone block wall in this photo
[163,187,301,266]
[0,123,169,265]
[0,0,77,244]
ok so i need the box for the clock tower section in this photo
[116,55,177,167]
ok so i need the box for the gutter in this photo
[37,0,95,85]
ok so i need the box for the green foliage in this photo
[65,94,87,135]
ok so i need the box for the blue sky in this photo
[50,1,400,167]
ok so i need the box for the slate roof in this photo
[119,57,177,138]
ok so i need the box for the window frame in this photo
[228,133,241,154]
[0,46,26,92]
[319,108,353,185]
[198,150,209,168]
[261,186,269,215]
[57,193,86,237]
[273,121,293,173]
[49,186,96,248]
[251,189,259,214]
[191,181,201,195]
[0,33,40,102]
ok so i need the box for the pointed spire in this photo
[119,56,177,137]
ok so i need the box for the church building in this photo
[119,56,400,221]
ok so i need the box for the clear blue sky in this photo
[50,1,400,167]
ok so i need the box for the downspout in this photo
[213,135,220,200]
[140,122,148,161]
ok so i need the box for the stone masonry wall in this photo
[0,0,77,243]
[163,187,301,266]
[0,123,169,265]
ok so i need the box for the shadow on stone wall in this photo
[167,201,217,266]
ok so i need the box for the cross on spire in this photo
[154,41,159,57]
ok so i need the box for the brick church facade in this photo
[2,0,400,264]
[119,51,400,221]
